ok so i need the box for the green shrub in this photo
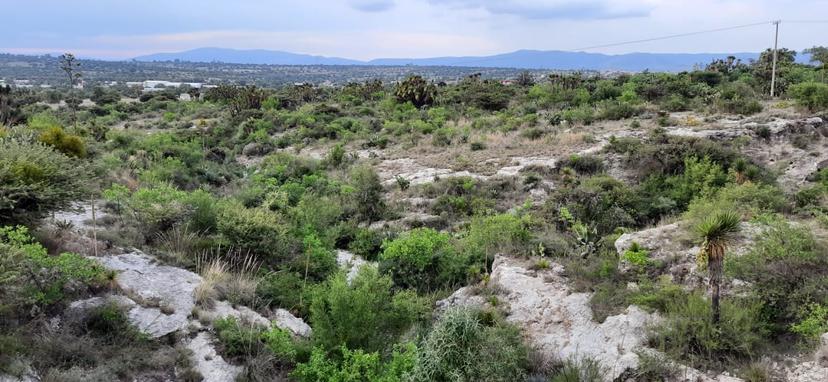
[292,343,416,382]
[214,316,298,365]
[790,303,828,341]
[37,127,86,158]
[628,277,688,313]
[81,303,146,343]
[348,165,386,223]
[789,81,828,111]
[560,155,604,175]
[716,82,762,115]
[622,242,651,267]
[649,293,767,369]
[0,140,90,224]
[727,218,828,336]
[550,176,640,235]
[380,228,468,292]
[257,271,308,316]
[683,182,786,226]
[409,308,528,382]
[218,205,295,261]
[308,267,427,353]
[0,225,109,315]
[461,213,534,269]
[348,228,384,261]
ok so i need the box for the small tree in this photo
[349,165,385,223]
[695,211,741,323]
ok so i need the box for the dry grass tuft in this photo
[194,249,260,308]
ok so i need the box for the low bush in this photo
[789,81,828,111]
[409,307,529,382]
[218,205,296,261]
[308,267,427,353]
[0,225,109,315]
[649,293,767,370]
[559,154,604,175]
[380,228,469,292]
[292,343,416,382]
[727,218,828,337]
[0,140,90,224]
[37,126,86,158]
[716,82,763,115]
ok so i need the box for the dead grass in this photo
[195,250,260,308]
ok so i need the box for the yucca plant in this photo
[695,211,741,323]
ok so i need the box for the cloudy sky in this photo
[2,0,827,60]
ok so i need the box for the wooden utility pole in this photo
[770,20,781,97]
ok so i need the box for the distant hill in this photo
[367,50,762,72]
[133,48,812,72]
[134,47,362,66]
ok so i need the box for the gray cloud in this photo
[431,0,652,20]
[350,0,396,12]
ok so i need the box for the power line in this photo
[570,21,774,51]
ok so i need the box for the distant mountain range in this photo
[133,47,811,72]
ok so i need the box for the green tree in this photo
[695,211,741,323]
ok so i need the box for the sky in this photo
[2,0,827,60]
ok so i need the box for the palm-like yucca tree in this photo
[695,211,741,324]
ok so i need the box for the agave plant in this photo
[695,211,741,323]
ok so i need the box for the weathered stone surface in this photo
[817,333,828,367]
[93,251,201,337]
[448,256,660,381]
[435,286,487,312]
[785,361,828,382]
[376,158,486,186]
[65,295,137,326]
[185,332,243,382]
[336,250,373,284]
[201,300,271,328]
[495,156,557,177]
[615,222,763,288]
[273,308,312,338]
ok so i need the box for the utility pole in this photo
[770,20,781,97]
